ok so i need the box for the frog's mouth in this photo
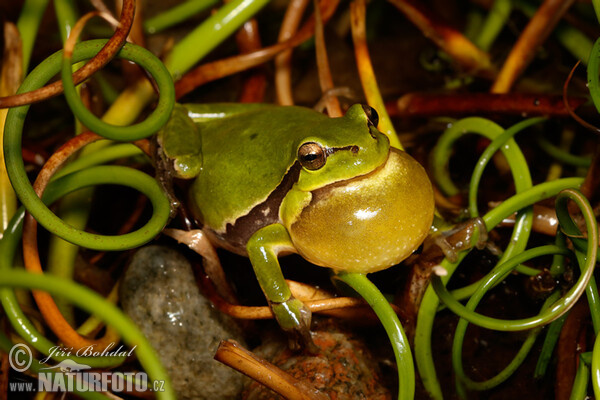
[287,148,435,273]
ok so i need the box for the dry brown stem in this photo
[492,0,576,93]
[215,340,330,400]
[0,0,134,108]
[174,0,340,99]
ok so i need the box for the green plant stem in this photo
[0,332,110,400]
[534,313,567,379]
[61,41,174,141]
[468,117,544,217]
[163,0,270,77]
[585,274,600,335]
[53,144,146,180]
[415,177,583,399]
[47,0,272,278]
[515,0,593,64]
[592,0,600,25]
[483,178,582,226]
[448,189,597,392]
[420,117,536,399]
[554,24,593,65]
[447,250,540,304]
[104,0,271,128]
[0,270,175,399]
[50,0,82,325]
[4,41,171,250]
[0,171,125,367]
[592,332,600,397]
[431,117,531,197]
[0,110,16,238]
[476,0,512,52]
[570,353,591,400]
[16,0,50,74]
[77,283,120,336]
[585,37,600,115]
[453,292,558,393]
[432,117,538,304]
[335,272,414,400]
[144,0,220,34]
[415,258,463,400]
[46,0,271,273]
[442,190,595,397]
[53,0,78,44]
[534,233,571,378]
[537,134,592,168]
[93,72,120,104]
[0,163,15,237]
[464,9,483,42]
[433,246,575,330]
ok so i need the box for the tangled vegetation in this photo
[2,0,600,399]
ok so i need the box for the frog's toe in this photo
[287,325,318,354]
[271,298,317,353]
[434,217,489,261]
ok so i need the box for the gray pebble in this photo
[121,245,245,400]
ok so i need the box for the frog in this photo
[155,102,435,348]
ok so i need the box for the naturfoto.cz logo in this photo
[7,343,165,394]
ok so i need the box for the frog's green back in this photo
[189,106,330,232]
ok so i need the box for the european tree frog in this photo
[156,103,435,347]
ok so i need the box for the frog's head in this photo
[291,104,389,191]
[281,104,434,273]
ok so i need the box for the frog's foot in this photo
[271,297,318,353]
[434,217,488,262]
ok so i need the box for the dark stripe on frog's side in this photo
[204,163,302,255]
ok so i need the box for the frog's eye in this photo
[361,105,379,127]
[298,142,326,170]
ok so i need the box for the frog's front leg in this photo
[246,223,316,352]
